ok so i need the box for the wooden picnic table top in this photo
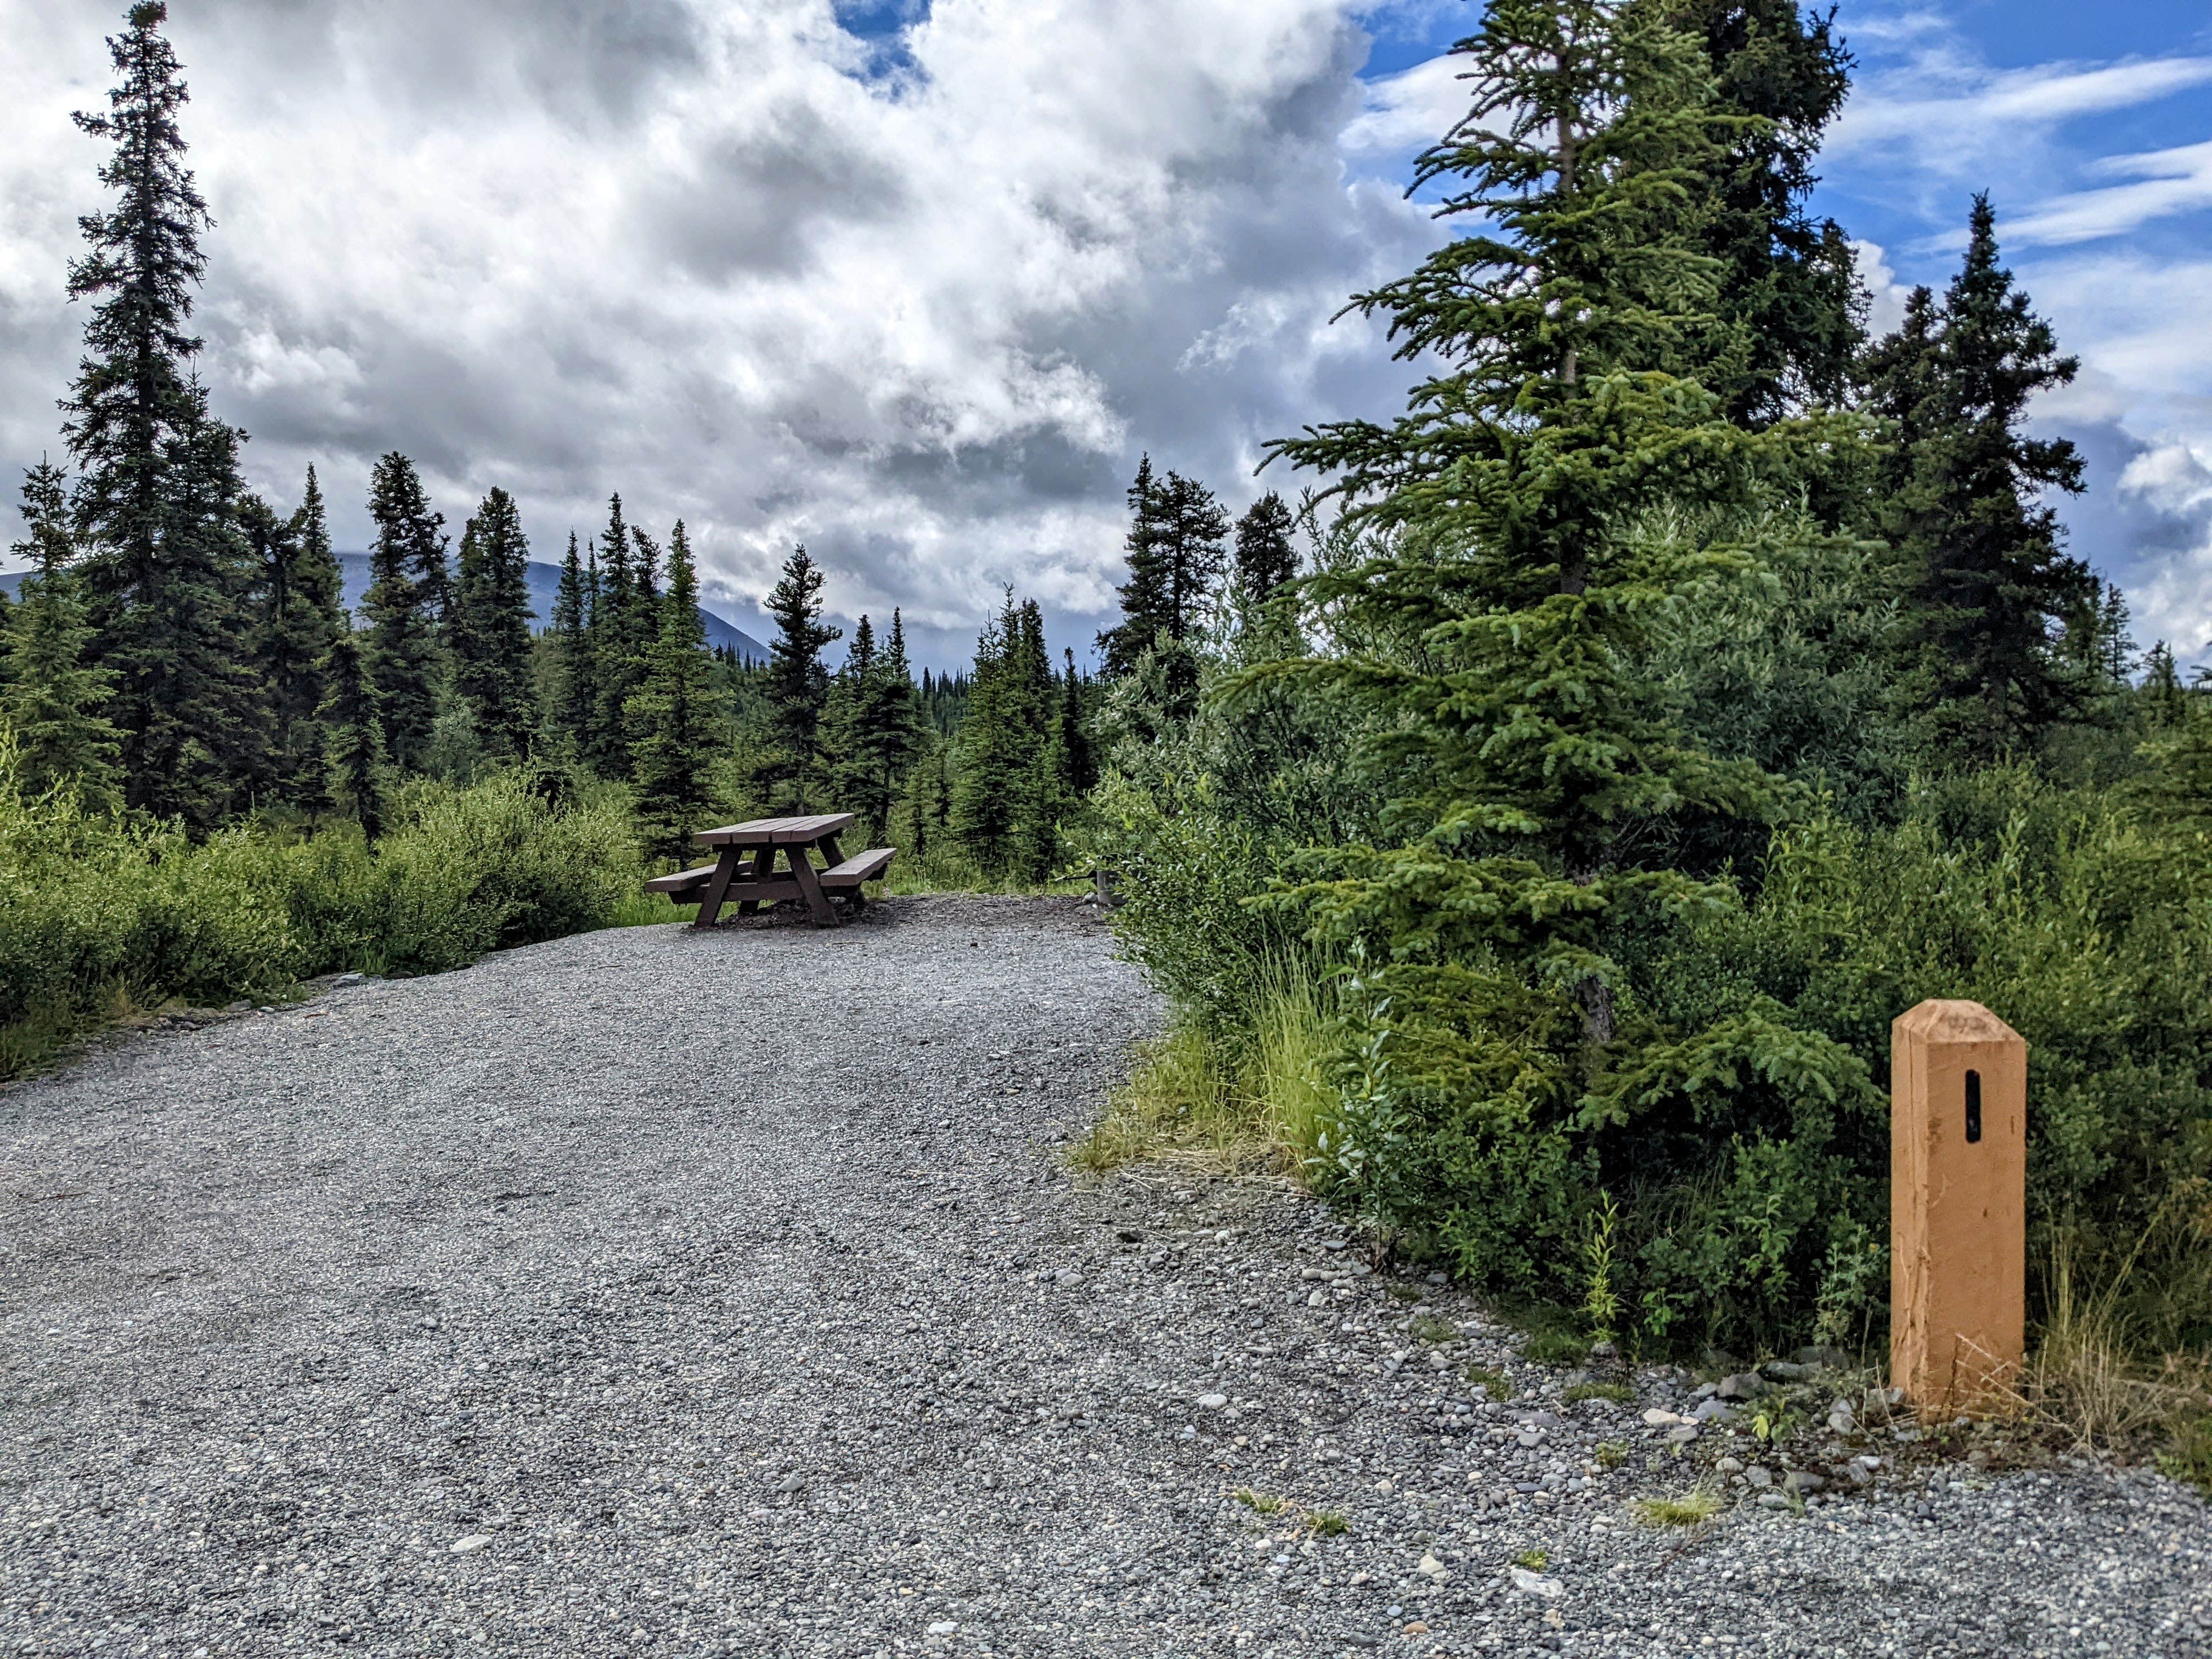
[694,813,856,847]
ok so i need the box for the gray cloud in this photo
[1,0,1445,664]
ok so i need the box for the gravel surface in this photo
[3,894,2208,1659]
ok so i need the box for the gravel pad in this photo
[3,895,2207,1658]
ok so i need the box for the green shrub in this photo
[1296,768,2212,1356]
[0,748,641,1078]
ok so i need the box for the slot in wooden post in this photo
[1891,1000,2027,1415]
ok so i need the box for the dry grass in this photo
[2001,1214,2212,1472]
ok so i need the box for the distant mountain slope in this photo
[1,558,770,664]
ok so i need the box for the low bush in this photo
[0,745,641,1078]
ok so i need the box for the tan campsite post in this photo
[1891,1000,2027,1415]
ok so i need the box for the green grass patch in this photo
[1633,1490,1723,1528]
[1069,958,1340,1178]
[1385,1283,1423,1305]
[1463,1365,1512,1402]
[2159,1414,2212,1494]
[1307,1509,1348,1538]
[1231,1488,1285,1515]
[1520,1328,1592,1366]
[1594,1440,1630,1470]
[1510,1548,1549,1572]
[1408,1314,1457,1344]
[1562,1381,1634,1406]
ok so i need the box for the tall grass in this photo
[0,740,642,1080]
[1071,953,1338,1178]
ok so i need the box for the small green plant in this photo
[1521,1328,1591,1366]
[1594,1440,1629,1470]
[1464,1365,1511,1401]
[1408,1314,1457,1344]
[1562,1381,1633,1406]
[1582,1192,1621,1346]
[2159,1413,2212,1495]
[1231,1488,1285,1515]
[1510,1548,1549,1572]
[1307,1509,1348,1537]
[1751,1398,1807,1445]
[1633,1489,1723,1528]
[1386,1283,1423,1304]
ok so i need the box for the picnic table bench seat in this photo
[643,864,720,896]
[819,848,896,889]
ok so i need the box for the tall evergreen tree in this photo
[1268,0,1822,1028]
[1054,647,1098,798]
[61,6,262,825]
[1233,491,1300,602]
[752,544,840,814]
[1863,194,2099,751]
[318,623,385,838]
[247,466,345,808]
[2145,641,2187,730]
[361,453,448,772]
[589,494,650,776]
[549,531,596,758]
[2,461,121,805]
[953,594,1059,878]
[449,486,538,760]
[1254,0,1879,1328]
[827,610,927,838]
[870,607,927,805]
[1099,457,1169,676]
[1665,0,1860,423]
[628,521,719,860]
[1102,464,1227,673]
[822,613,879,824]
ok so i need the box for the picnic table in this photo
[643,814,895,929]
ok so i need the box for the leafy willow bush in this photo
[1102,664,2212,1357]
[1,743,640,1075]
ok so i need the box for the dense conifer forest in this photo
[5,2,2212,1436]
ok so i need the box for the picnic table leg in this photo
[691,848,744,929]
[734,845,775,916]
[789,842,840,928]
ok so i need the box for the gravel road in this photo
[3,895,2208,1659]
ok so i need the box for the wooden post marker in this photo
[1891,999,2027,1415]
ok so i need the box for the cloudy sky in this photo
[2,1,2209,668]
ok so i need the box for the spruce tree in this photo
[589,495,647,776]
[549,531,597,758]
[827,610,926,838]
[2,461,122,805]
[1233,491,1299,602]
[1267,0,1815,1024]
[628,521,719,860]
[246,466,344,808]
[1054,648,1097,798]
[449,486,538,760]
[318,624,386,838]
[1666,0,1859,423]
[1251,0,1894,1331]
[868,608,927,811]
[1098,458,1169,675]
[361,452,448,772]
[1864,195,2099,751]
[753,544,839,814]
[2146,642,2187,730]
[953,594,1058,878]
[821,613,877,823]
[61,6,263,825]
